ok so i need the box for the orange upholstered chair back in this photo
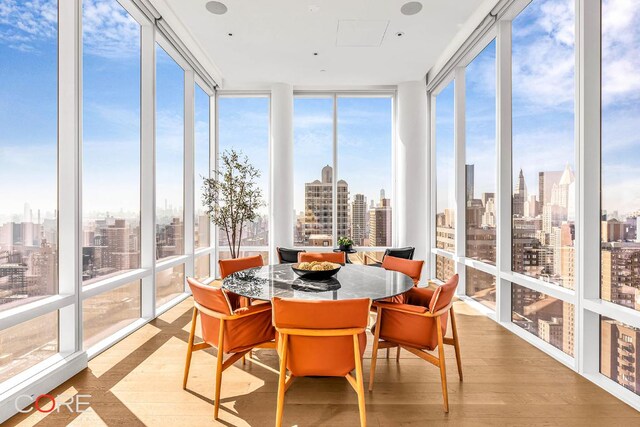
[272,298,369,377]
[381,256,424,285]
[429,274,459,314]
[187,277,274,353]
[218,254,263,279]
[298,251,346,264]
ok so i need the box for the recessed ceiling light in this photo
[206,1,228,15]
[400,1,422,16]
[396,31,405,37]
[320,69,326,72]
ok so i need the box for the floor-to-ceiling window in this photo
[194,83,212,281]
[434,81,456,281]
[293,94,395,262]
[217,96,270,264]
[155,43,186,307]
[81,0,142,348]
[510,0,575,354]
[0,0,59,385]
[465,39,497,309]
[600,0,640,396]
[293,97,334,248]
[428,0,640,409]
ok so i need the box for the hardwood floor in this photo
[6,298,640,426]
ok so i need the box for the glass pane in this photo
[511,283,574,356]
[217,97,269,254]
[293,98,334,246]
[0,311,58,384]
[435,255,455,282]
[351,250,386,265]
[435,81,455,253]
[337,97,392,247]
[466,40,496,265]
[601,317,640,395]
[195,84,210,249]
[511,0,576,289]
[82,0,141,284]
[156,264,185,308]
[466,267,496,310]
[601,0,640,310]
[83,280,140,349]
[194,255,211,281]
[0,0,58,310]
[219,250,269,266]
[156,45,184,261]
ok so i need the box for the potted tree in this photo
[337,236,354,251]
[202,149,264,259]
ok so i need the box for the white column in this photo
[397,80,428,278]
[270,83,294,260]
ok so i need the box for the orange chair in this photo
[184,278,276,419]
[298,251,346,264]
[375,256,426,359]
[381,256,424,286]
[272,297,370,427]
[218,254,264,279]
[369,274,462,413]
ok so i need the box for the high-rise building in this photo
[601,319,640,394]
[303,165,348,244]
[369,194,391,247]
[351,194,367,246]
[466,164,475,201]
[513,168,527,217]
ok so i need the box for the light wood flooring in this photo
[6,298,640,426]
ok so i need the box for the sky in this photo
[2,0,640,225]
[293,96,393,214]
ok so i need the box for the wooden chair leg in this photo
[183,308,198,389]
[450,306,463,381]
[352,334,367,427]
[276,334,288,427]
[436,316,449,413]
[396,346,401,362]
[386,348,390,359]
[214,320,225,419]
[369,307,382,391]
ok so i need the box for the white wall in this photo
[396,80,428,274]
[270,83,294,259]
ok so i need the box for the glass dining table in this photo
[222,263,414,301]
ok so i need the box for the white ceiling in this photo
[157,0,489,88]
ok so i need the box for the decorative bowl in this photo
[291,263,341,281]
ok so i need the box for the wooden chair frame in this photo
[368,301,463,413]
[274,326,368,427]
[183,302,276,419]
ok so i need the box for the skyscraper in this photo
[351,194,367,245]
[466,164,475,201]
[303,165,348,245]
[513,168,527,217]
[369,192,392,247]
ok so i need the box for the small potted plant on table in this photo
[337,236,354,251]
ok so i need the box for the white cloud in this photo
[0,0,56,49]
[82,0,140,59]
[0,0,140,58]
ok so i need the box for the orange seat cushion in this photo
[298,252,346,264]
[219,255,263,279]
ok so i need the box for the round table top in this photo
[222,263,414,302]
